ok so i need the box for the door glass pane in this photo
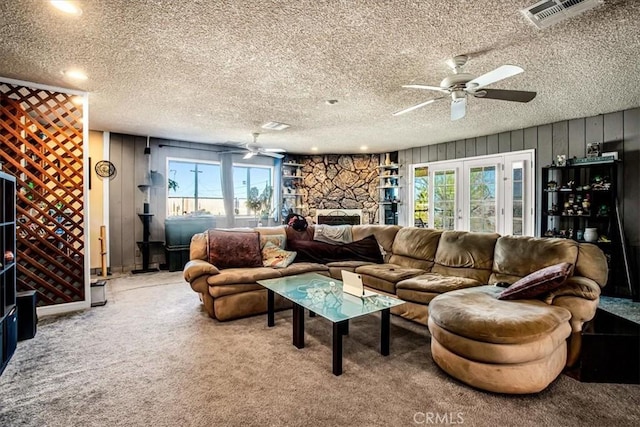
[512,163,524,235]
[413,166,429,227]
[433,170,455,230]
[468,166,496,232]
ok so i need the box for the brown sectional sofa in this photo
[183,223,608,393]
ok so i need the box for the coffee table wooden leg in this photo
[293,303,305,349]
[333,320,348,376]
[381,308,390,356]
[267,290,275,327]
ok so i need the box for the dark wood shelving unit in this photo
[1,171,17,375]
[540,159,633,297]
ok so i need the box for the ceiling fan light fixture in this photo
[261,121,290,131]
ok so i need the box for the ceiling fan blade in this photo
[392,97,446,116]
[260,151,284,159]
[402,84,449,93]
[475,89,537,102]
[451,97,466,121]
[263,147,286,153]
[243,151,255,159]
[467,65,524,89]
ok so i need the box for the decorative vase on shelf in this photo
[584,228,598,242]
[384,153,391,166]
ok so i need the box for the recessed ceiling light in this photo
[360,145,368,151]
[50,1,83,16]
[311,147,318,151]
[261,121,290,131]
[62,69,88,80]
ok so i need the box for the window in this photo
[167,160,223,216]
[167,159,274,218]
[413,166,429,227]
[432,168,457,230]
[233,165,273,216]
[409,150,534,235]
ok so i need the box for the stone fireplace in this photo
[298,154,379,224]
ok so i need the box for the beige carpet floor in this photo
[0,271,639,427]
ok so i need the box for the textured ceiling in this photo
[1,0,639,154]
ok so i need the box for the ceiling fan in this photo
[393,55,537,120]
[230,133,286,159]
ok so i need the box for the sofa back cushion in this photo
[490,236,578,284]
[389,227,442,270]
[207,229,263,269]
[575,243,608,287]
[352,225,401,261]
[431,231,499,284]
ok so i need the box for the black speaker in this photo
[16,291,37,341]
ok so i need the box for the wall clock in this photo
[95,160,116,178]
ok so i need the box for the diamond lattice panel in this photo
[0,83,84,306]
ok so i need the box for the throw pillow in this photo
[259,234,286,250]
[261,242,297,268]
[207,229,262,269]
[497,262,573,300]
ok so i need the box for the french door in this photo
[410,150,534,235]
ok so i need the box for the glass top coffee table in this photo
[257,272,404,375]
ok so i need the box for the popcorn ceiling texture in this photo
[1,1,638,153]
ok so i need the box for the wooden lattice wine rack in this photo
[0,83,85,306]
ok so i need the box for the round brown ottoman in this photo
[428,285,572,394]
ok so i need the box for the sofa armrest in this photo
[543,276,601,304]
[183,259,220,282]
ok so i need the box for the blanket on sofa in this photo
[288,235,383,264]
[313,224,353,244]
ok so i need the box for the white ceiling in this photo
[1,0,639,155]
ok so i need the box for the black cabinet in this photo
[540,160,632,296]
[1,171,17,375]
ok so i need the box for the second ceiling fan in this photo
[393,55,537,120]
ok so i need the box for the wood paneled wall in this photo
[399,108,639,298]
[107,134,272,272]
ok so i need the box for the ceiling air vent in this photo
[521,0,603,29]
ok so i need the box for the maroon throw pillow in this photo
[207,229,262,269]
[498,262,573,300]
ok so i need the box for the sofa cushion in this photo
[261,242,297,268]
[287,235,383,264]
[389,227,442,270]
[498,262,573,300]
[396,273,483,294]
[356,264,425,285]
[275,262,329,277]
[428,285,571,344]
[575,242,609,287]
[207,229,263,269]
[206,267,281,286]
[491,236,578,282]
[431,231,499,284]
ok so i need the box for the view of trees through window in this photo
[410,150,533,235]
[167,160,272,217]
[469,166,496,232]
[413,166,429,227]
[433,170,456,230]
